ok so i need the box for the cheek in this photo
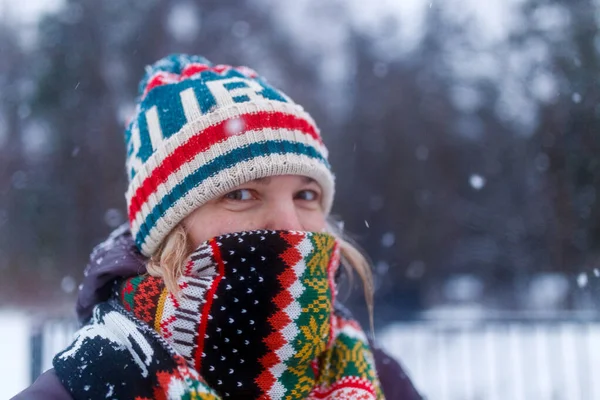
[184,209,228,247]
[300,210,327,232]
[184,217,212,248]
[185,209,262,247]
[212,217,258,236]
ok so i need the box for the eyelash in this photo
[224,189,254,201]
[295,190,318,201]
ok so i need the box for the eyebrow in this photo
[253,177,272,185]
[252,176,316,185]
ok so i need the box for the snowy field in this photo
[379,318,600,400]
[2,310,599,399]
[0,312,32,399]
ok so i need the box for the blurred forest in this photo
[2,0,600,322]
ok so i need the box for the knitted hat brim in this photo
[134,153,334,256]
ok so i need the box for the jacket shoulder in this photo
[372,346,423,400]
[11,369,71,400]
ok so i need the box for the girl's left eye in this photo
[224,189,254,201]
[295,190,319,201]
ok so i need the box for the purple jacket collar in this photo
[75,224,145,324]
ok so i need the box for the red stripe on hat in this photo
[128,110,322,224]
[212,64,231,74]
[143,72,179,99]
[181,63,211,78]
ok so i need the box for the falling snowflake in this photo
[225,118,245,136]
[469,174,486,190]
[577,272,588,288]
[104,208,124,228]
[167,2,200,42]
[381,232,395,248]
[61,276,76,294]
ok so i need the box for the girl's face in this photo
[182,175,327,248]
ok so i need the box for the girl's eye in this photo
[224,189,254,201]
[295,190,319,202]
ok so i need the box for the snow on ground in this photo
[379,317,600,400]
[4,308,600,399]
[0,311,32,399]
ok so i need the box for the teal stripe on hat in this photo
[134,140,330,248]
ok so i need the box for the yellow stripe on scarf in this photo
[154,287,169,333]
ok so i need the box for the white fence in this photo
[379,314,600,400]
[31,314,600,400]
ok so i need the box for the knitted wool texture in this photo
[125,54,335,256]
[54,231,382,399]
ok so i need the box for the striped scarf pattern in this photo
[54,231,382,399]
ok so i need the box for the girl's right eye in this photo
[224,189,254,201]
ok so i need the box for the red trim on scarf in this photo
[327,242,339,348]
[193,239,225,370]
[309,377,376,399]
[122,280,134,312]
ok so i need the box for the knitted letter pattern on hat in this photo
[124,54,335,256]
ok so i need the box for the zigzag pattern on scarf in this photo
[54,231,383,399]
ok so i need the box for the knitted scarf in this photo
[54,230,383,399]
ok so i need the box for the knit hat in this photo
[124,54,335,256]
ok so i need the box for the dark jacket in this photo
[13,225,422,400]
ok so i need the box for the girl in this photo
[15,54,421,400]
